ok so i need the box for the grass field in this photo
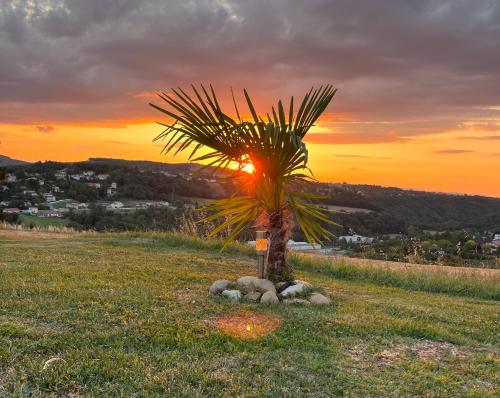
[18,214,69,228]
[0,230,498,397]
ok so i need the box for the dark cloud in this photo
[458,135,500,140]
[433,149,475,154]
[0,0,499,134]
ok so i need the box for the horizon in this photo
[1,1,499,197]
[3,153,500,199]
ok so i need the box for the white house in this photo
[38,210,63,218]
[2,208,20,214]
[55,171,67,179]
[108,201,124,209]
[97,174,110,180]
[83,171,95,178]
[70,174,84,181]
[6,174,16,182]
[339,234,374,244]
[27,207,39,215]
[43,193,56,202]
[494,233,500,241]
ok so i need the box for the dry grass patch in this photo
[212,310,282,340]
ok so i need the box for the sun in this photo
[241,162,255,174]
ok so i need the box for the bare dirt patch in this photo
[212,310,282,340]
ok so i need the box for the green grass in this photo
[0,232,498,397]
[18,214,69,228]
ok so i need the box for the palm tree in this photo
[150,85,337,282]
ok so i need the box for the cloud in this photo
[433,149,475,154]
[458,135,500,141]
[22,125,57,133]
[0,0,499,131]
[305,132,410,145]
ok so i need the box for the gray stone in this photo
[260,291,279,305]
[294,279,312,289]
[208,279,230,296]
[236,276,258,293]
[244,291,262,302]
[280,283,308,298]
[282,298,311,305]
[253,278,276,294]
[221,289,242,302]
[309,292,331,305]
[275,282,288,290]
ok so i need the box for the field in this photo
[0,230,498,397]
[18,215,69,228]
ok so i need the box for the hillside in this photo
[0,154,30,167]
[3,157,500,233]
[0,230,498,396]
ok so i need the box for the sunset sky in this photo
[1,0,499,197]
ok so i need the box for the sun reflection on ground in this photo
[212,310,281,340]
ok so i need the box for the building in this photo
[2,208,20,214]
[338,235,374,244]
[83,171,95,178]
[38,210,64,218]
[6,174,16,182]
[23,190,38,197]
[494,233,500,241]
[108,201,124,209]
[53,186,61,192]
[97,174,110,180]
[70,174,84,181]
[55,171,67,179]
[87,182,101,189]
[43,193,56,202]
[28,207,39,215]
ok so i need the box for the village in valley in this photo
[1,159,499,268]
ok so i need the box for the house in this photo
[70,174,84,181]
[86,182,101,189]
[55,171,67,179]
[28,207,39,215]
[108,201,124,209]
[23,190,38,197]
[339,234,374,244]
[38,210,63,218]
[0,200,9,207]
[6,174,16,182]
[494,233,500,241]
[43,193,56,202]
[83,171,95,178]
[106,182,117,197]
[53,186,61,192]
[97,174,110,180]
[2,208,20,214]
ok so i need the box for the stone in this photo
[282,298,310,305]
[244,291,262,302]
[294,279,313,289]
[260,291,279,305]
[221,289,242,302]
[253,278,276,294]
[208,279,230,295]
[276,281,293,294]
[309,292,331,305]
[280,283,308,298]
[236,276,258,293]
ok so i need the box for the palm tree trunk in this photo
[265,207,293,282]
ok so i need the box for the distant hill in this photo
[5,157,500,232]
[0,155,30,167]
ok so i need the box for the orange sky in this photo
[1,117,499,197]
[1,1,499,197]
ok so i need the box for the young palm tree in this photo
[150,85,337,282]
